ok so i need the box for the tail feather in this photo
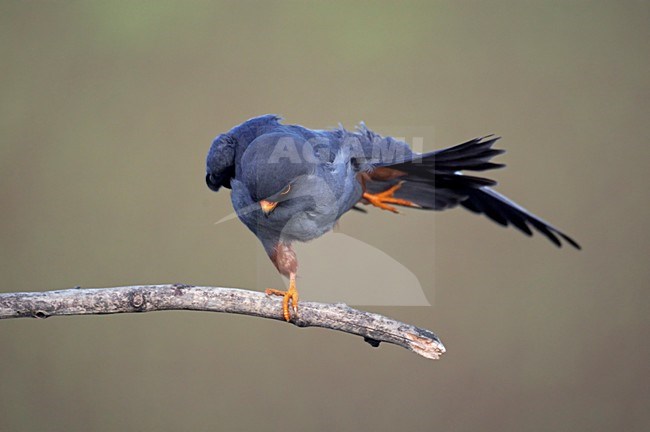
[375,136,505,205]
[430,136,505,172]
[382,136,505,183]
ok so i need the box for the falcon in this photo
[206,115,580,321]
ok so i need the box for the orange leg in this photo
[362,181,420,213]
[265,272,299,321]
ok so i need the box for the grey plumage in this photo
[206,114,580,260]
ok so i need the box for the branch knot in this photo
[32,310,49,319]
[130,291,146,310]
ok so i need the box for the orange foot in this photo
[362,181,420,213]
[265,275,299,321]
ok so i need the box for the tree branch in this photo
[0,285,445,360]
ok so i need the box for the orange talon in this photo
[362,181,420,213]
[265,274,299,321]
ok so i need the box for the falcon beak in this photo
[260,200,278,216]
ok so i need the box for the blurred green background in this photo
[1,1,648,431]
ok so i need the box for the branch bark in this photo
[0,285,445,360]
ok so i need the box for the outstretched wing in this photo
[459,187,580,248]
[365,136,580,249]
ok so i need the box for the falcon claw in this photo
[265,277,299,321]
[362,181,419,212]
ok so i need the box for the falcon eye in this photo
[280,184,291,195]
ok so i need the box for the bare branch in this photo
[0,285,445,360]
